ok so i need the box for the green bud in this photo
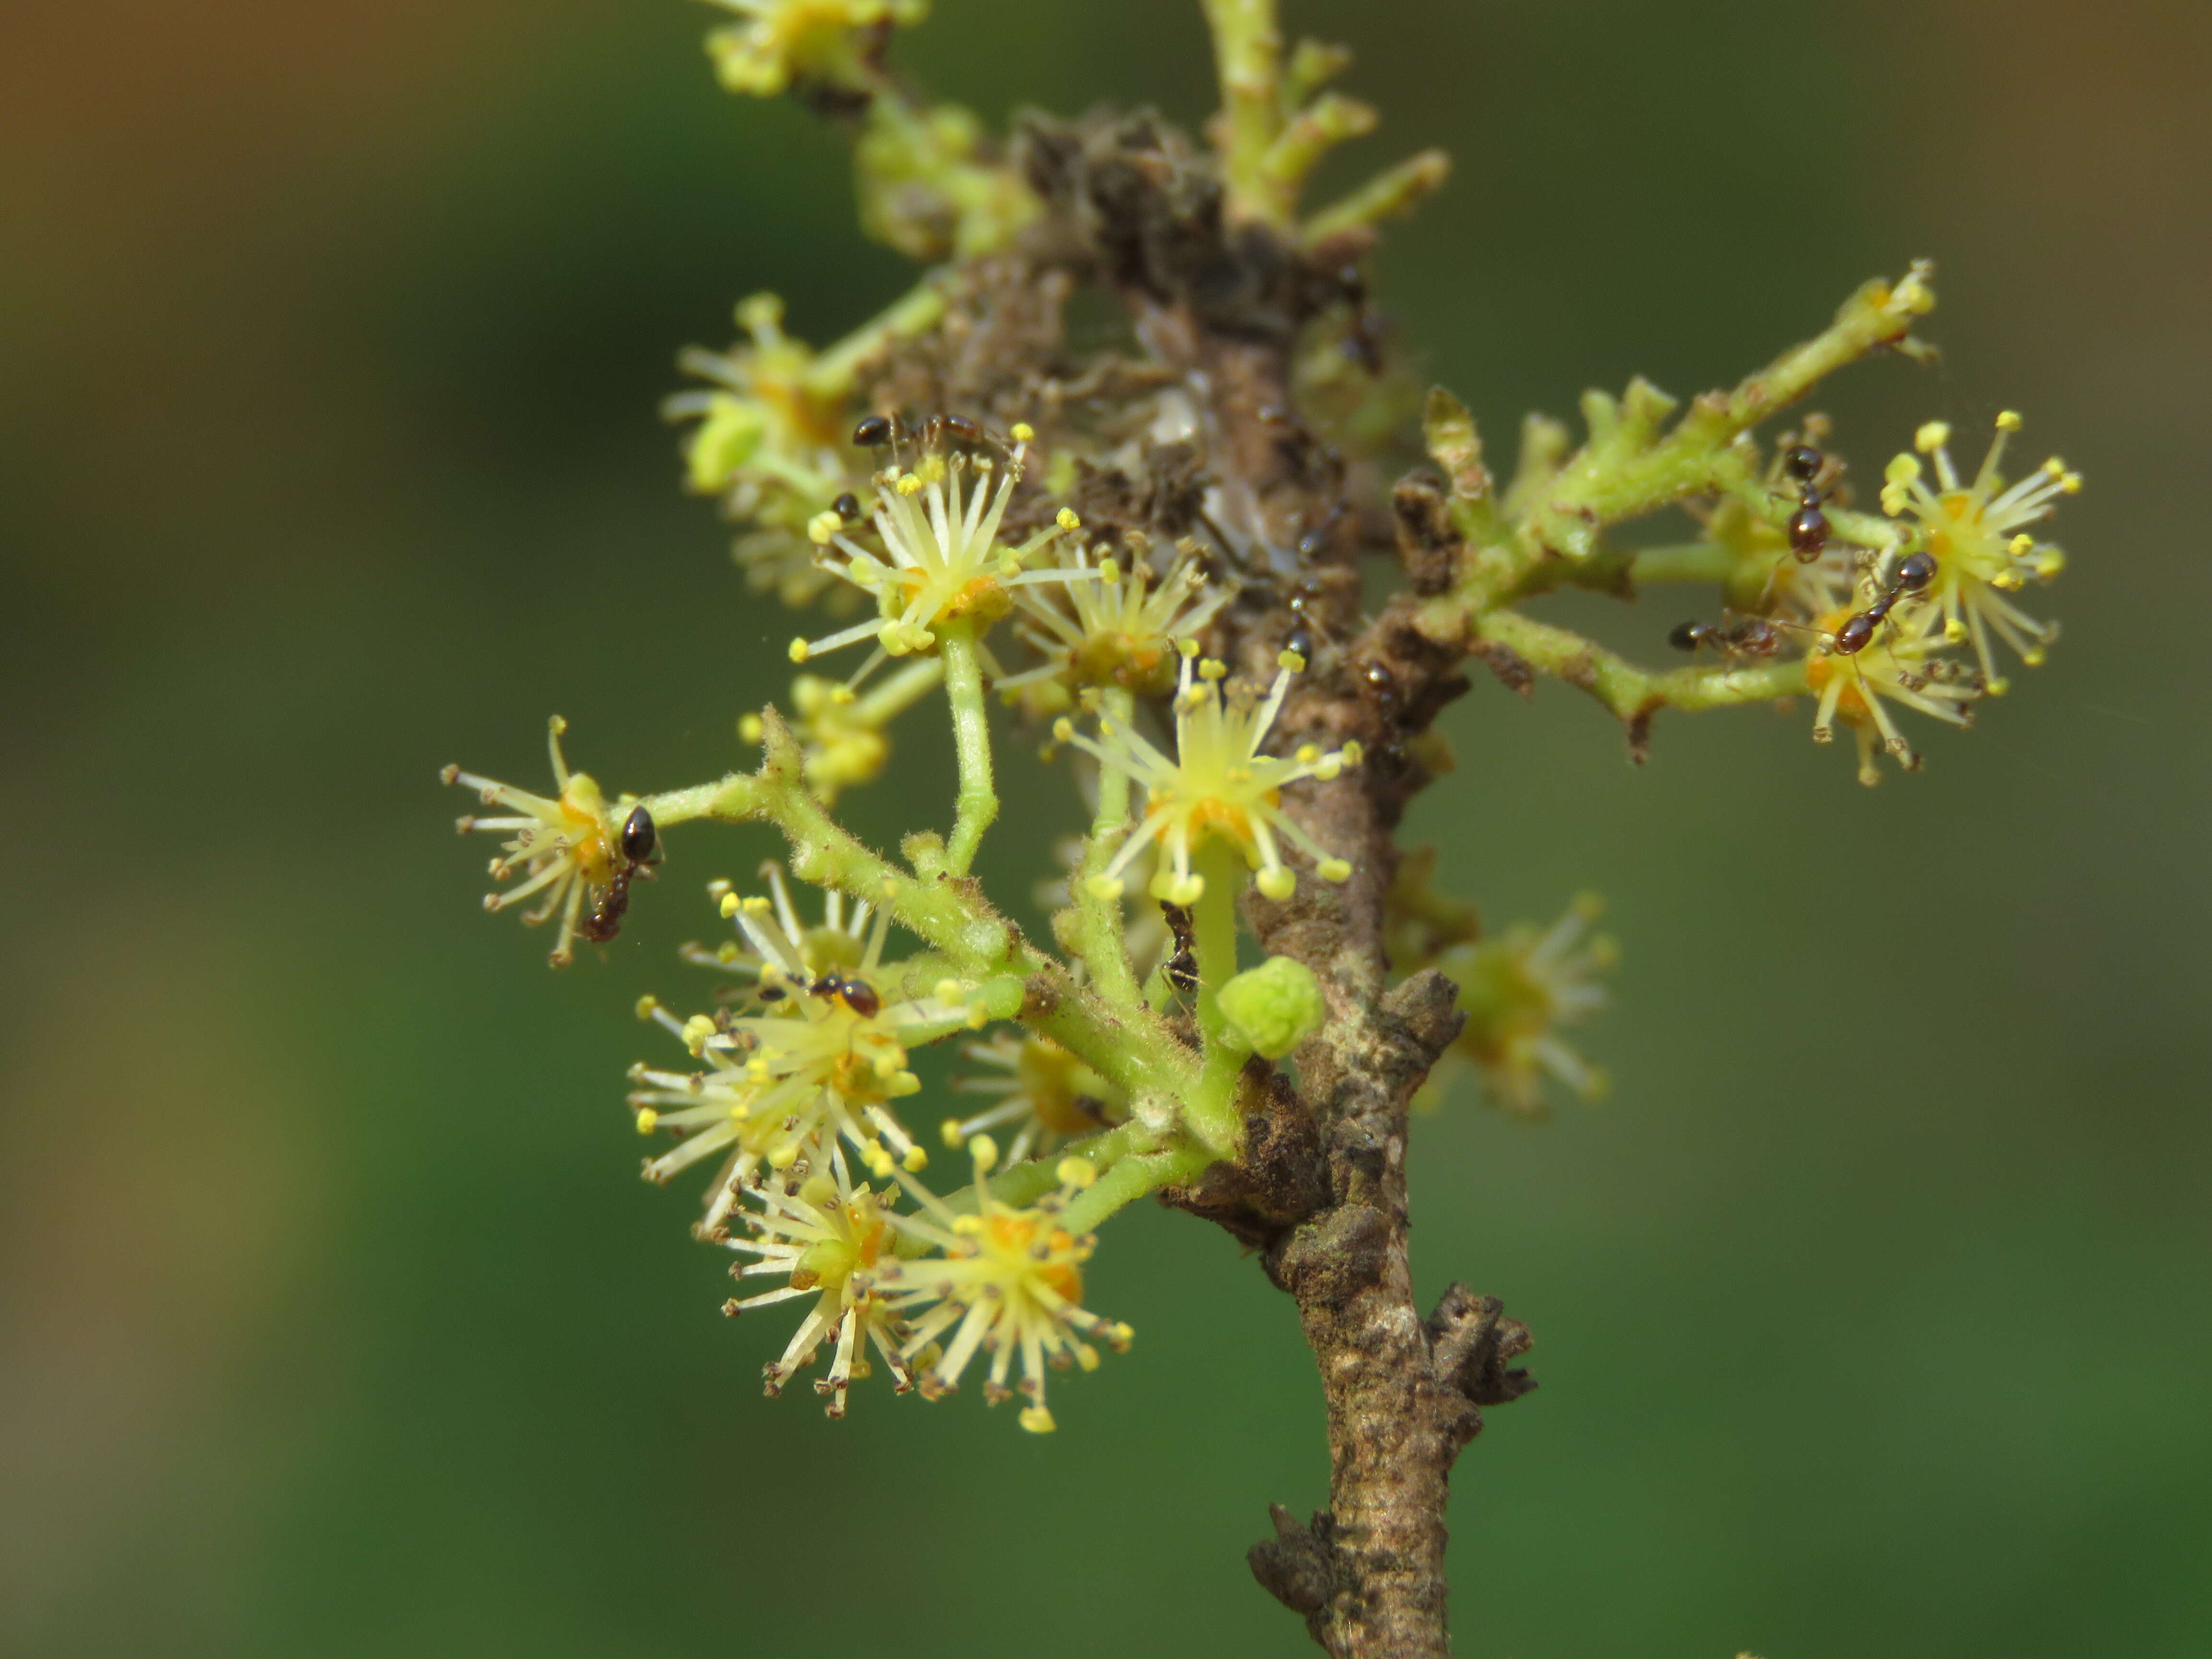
[686,397,767,493]
[1217,956,1326,1059]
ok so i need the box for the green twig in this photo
[1068,688,1146,1012]
[938,621,998,877]
[1058,1139,1217,1234]
[1304,148,1451,247]
[1472,610,1809,722]
[1201,0,1287,223]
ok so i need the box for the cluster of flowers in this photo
[1692,413,2079,785]
[444,420,1384,1423]
[637,868,1130,1428]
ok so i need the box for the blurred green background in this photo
[5,1,2208,1654]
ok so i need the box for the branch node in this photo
[1249,1503,1342,1618]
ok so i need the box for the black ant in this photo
[578,805,659,945]
[1668,615,1786,658]
[1159,902,1200,995]
[852,414,897,449]
[1829,551,1937,656]
[808,971,883,1020]
[1782,444,1834,563]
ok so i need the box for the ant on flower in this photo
[578,805,661,944]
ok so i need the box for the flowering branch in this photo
[439,3,2080,1653]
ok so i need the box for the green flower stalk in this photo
[438,0,2083,1649]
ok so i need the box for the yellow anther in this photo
[1099,556,1120,583]
[788,637,810,663]
[1056,507,1082,531]
[1996,409,2023,432]
[2060,471,2083,494]
[1885,453,1923,484]
[966,1003,989,1030]
[634,995,661,1020]
[1057,1156,1099,1190]
[1319,858,1353,883]
[1296,744,1320,763]
[549,714,568,736]
[902,1145,928,1172]
[1075,1343,1100,1371]
[742,895,773,917]
[1914,421,1951,454]
[681,1014,717,1050]
[1052,717,1075,742]
[1341,740,1365,766]
[1018,1405,1057,1434]
[737,712,763,743]
[897,472,923,495]
[634,1107,658,1134]
[2008,534,2035,557]
[969,1134,1000,1172]
[1086,874,1125,902]
[1177,637,1201,657]
[719,891,741,918]
[1010,421,1035,444]
[1944,619,1968,642]
[941,1118,967,1148]
[998,554,1021,577]
[1198,658,1227,680]
[1278,649,1308,673]
[1257,866,1296,901]
[830,685,857,706]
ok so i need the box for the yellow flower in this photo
[700,0,926,99]
[998,536,1231,709]
[722,1162,912,1418]
[666,293,858,611]
[443,716,639,967]
[1058,648,1360,904]
[1435,895,1616,1117]
[1879,411,2077,687]
[631,892,975,1234]
[679,859,875,998]
[791,432,1097,671]
[733,660,944,806]
[940,1033,1125,1166]
[881,1140,1132,1432]
[1805,607,1984,785]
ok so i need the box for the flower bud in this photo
[1216,956,1326,1059]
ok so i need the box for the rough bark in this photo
[907,107,1539,1655]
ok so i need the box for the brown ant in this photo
[1782,444,1835,563]
[1668,615,1787,658]
[1829,551,1937,656]
[578,805,659,945]
[1159,902,1200,995]
[808,971,883,1020]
